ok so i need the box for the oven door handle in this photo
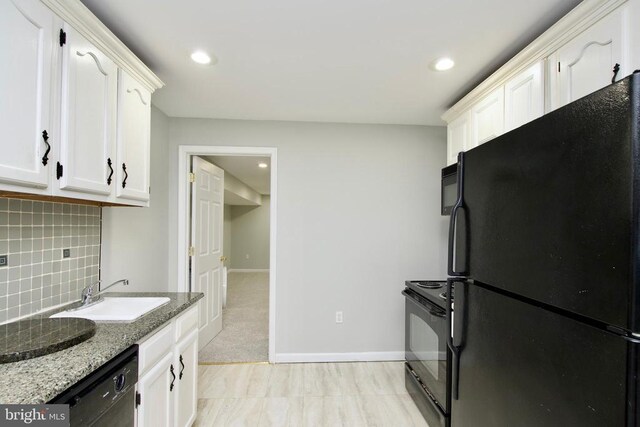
[446,278,464,400]
[402,290,446,318]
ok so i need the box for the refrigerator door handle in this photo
[448,152,466,276]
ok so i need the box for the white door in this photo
[504,61,544,132]
[190,157,224,349]
[58,23,117,197]
[116,69,151,204]
[137,352,174,427]
[550,8,624,110]
[175,329,198,427]
[0,0,55,191]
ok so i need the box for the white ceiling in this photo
[80,0,581,126]
[206,156,271,195]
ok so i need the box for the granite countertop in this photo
[0,292,203,404]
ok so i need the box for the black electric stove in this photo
[405,280,451,310]
[403,279,452,427]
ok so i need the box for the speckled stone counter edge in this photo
[0,292,203,404]
[0,322,96,364]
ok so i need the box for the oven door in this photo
[403,289,450,415]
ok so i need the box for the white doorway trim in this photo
[177,145,278,363]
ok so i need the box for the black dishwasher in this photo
[50,345,138,426]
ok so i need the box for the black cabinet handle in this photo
[107,158,113,185]
[169,364,175,391]
[41,130,51,166]
[179,355,185,380]
[122,163,128,188]
[612,63,620,84]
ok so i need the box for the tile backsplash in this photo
[0,198,101,324]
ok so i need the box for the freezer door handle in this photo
[448,152,467,276]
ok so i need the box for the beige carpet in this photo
[198,272,269,363]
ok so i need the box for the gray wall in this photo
[229,196,270,270]
[166,118,449,357]
[100,106,170,292]
[223,204,231,268]
[0,199,100,323]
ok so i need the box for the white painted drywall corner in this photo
[100,106,170,292]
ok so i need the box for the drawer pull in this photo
[179,355,185,380]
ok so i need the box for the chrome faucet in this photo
[79,279,130,308]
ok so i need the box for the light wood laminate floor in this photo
[196,361,429,426]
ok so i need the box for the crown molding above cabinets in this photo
[442,0,633,166]
[41,0,163,93]
[1,0,164,207]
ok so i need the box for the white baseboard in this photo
[274,351,404,363]
[227,268,270,273]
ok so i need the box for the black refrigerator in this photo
[447,73,640,426]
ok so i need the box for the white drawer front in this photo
[139,323,174,375]
[175,307,198,343]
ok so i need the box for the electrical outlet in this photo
[335,311,343,324]
[63,249,71,258]
[245,254,250,259]
[0,255,7,267]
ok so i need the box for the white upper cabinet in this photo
[447,112,470,166]
[0,0,56,192]
[504,61,544,132]
[470,87,504,148]
[444,1,634,164]
[1,0,163,205]
[549,8,624,111]
[116,69,151,204]
[57,23,117,198]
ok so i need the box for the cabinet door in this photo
[58,23,116,197]
[447,112,470,166]
[470,86,504,148]
[0,0,55,191]
[175,329,198,427]
[137,352,175,427]
[551,8,624,110]
[504,62,544,132]
[116,70,151,204]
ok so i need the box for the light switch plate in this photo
[0,255,7,267]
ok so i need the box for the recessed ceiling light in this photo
[431,57,455,71]
[191,50,215,65]
[258,162,268,169]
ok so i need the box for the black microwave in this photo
[441,163,457,216]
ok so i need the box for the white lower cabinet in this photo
[137,352,174,427]
[137,306,199,427]
[175,329,199,427]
